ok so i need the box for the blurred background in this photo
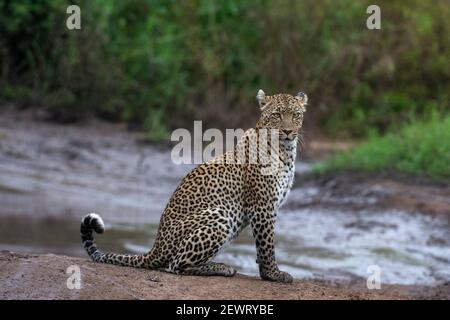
[1,0,449,137]
[0,0,449,289]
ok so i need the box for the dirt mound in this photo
[0,251,448,300]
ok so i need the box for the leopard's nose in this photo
[282,129,293,135]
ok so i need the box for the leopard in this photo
[80,89,308,283]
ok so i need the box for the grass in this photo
[2,1,450,139]
[314,114,450,181]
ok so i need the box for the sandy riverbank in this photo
[1,251,448,300]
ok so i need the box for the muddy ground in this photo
[1,251,448,300]
[0,106,449,299]
[2,107,448,225]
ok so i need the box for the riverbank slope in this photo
[1,251,448,300]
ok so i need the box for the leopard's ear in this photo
[256,89,267,111]
[296,91,308,111]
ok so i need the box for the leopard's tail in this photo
[80,213,150,268]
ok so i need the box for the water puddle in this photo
[221,209,450,285]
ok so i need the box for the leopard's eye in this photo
[270,112,282,120]
[293,112,302,120]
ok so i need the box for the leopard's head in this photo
[255,89,308,142]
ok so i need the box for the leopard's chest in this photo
[245,139,298,211]
[275,161,295,209]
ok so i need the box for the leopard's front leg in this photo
[250,207,293,283]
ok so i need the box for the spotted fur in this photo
[80,90,308,283]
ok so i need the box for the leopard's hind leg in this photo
[166,211,237,277]
[181,262,236,277]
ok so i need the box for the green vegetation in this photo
[1,0,449,138]
[315,114,450,180]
